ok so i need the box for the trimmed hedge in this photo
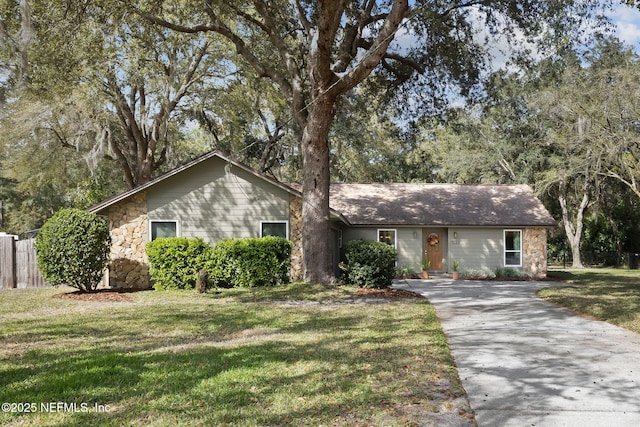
[340,239,397,288]
[35,208,111,293]
[146,237,210,290]
[146,236,292,290]
[206,236,292,288]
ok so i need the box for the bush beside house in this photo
[206,236,292,288]
[340,240,397,289]
[146,236,292,290]
[35,208,111,293]
[146,238,211,290]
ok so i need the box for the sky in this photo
[462,4,640,73]
[609,4,640,49]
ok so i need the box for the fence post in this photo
[0,233,17,288]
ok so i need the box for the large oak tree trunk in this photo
[301,97,335,284]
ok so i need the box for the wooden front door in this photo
[424,229,444,271]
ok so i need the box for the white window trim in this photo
[504,229,523,267]
[260,220,289,239]
[378,228,397,249]
[149,220,180,241]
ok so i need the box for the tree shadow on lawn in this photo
[543,270,640,328]
[2,343,340,426]
[548,269,640,293]
[0,302,455,426]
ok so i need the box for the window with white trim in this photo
[150,220,178,241]
[378,229,397,248]
[260,221,289,239]
[504,229,522,267]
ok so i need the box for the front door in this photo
[424,229,444,271]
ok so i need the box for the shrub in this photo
[340,240,397,288]
[35,208,111,292]
[206,236,291,288]
[146,238,211,290]
[395,264,419,279]
[493,267,532,280]
[461,269,496,280]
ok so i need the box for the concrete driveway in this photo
[393,279,640,427]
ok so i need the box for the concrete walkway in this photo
[393,279,640,427]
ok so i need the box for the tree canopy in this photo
[137,0,607,281]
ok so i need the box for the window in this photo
[150,220,178,241]
[378,229,397,248]
[504,230,522,267]
[261,221,289,239]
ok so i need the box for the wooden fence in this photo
[0,235,47,289]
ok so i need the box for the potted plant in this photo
[421,259,431,279]
[452,260,460,280]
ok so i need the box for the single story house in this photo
[89,151,557,288]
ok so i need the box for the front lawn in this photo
[0,284,474,426]
[539,268,640,333]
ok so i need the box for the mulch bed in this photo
[52,289,141,302]
[355,288,424,299]
[52,287,423,303]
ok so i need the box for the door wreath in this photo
[427,233,439,247]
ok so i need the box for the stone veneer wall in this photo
[108,193,150,289]
[523,227,548,279]
[289,194,303,281]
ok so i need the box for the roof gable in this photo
[89,151,302,214]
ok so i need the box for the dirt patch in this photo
[52,289,140,303]
[355,288,424,299]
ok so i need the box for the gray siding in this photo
[342,226,522,273]
[147,157,290,244]
[448,228,515,272]
[397,228,423,267]
[342,227,423,268]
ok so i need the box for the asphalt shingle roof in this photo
[329,183,557,227]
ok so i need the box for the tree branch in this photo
[251,0,307,122]
[47,126,76,150]
[108,132,135,189]
[600,170,640,199]
[332,3,362,73]
[134,10,215,34]
[141,1,301,125]
[291,0,312,36]
[357,38,425,73]
[440,0,490,18]
[313,0,346,88]
[334,0,409,95]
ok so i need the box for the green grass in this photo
[0,283,471,426]
[539,268,640,332]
